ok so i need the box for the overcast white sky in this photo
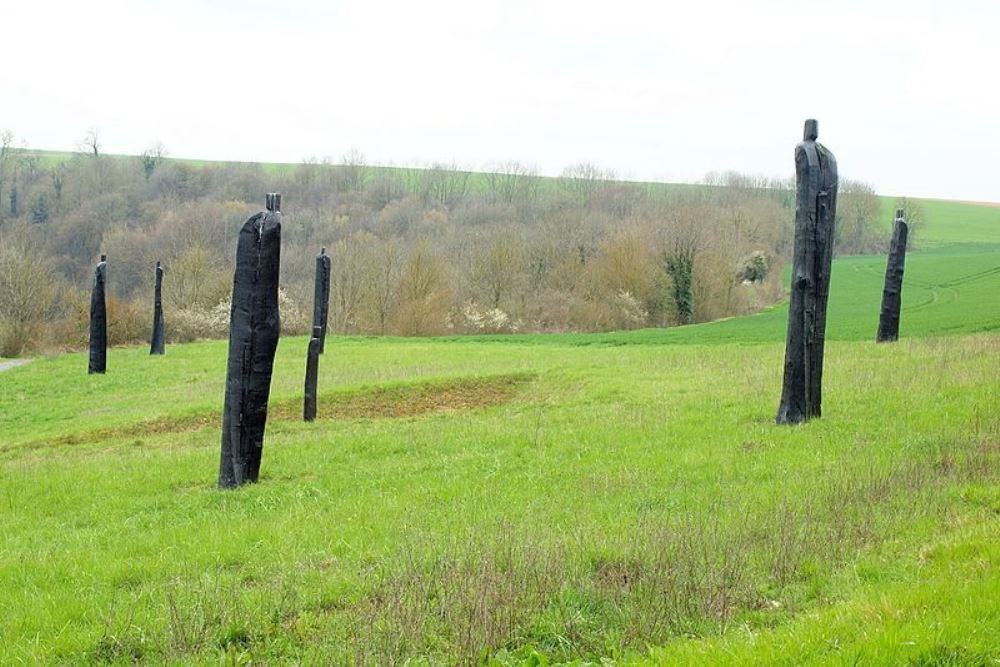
[3,0,999,201]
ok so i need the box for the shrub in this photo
[738,251,770,283]
[278,289,310,336]
[0,228,61,355]
[168,302,230,343]
[106,296,147,346]
[168,289,308,343]
[612,290,649,328]
[448,301,519,333]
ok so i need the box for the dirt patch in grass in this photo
[7,373,534,452]
[271,373,530,421]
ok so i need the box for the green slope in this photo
[436,242,1000,347]
[459,194,1000,346]
[879,195,1000,247]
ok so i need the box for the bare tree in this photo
[140,143,168,180]
[50,163,68,215]
[469,231,524,309]
[836,180,881,254]
[894,197,926,250]
[0,131,14,222]
[598,229,658,307]
[339,148,369,192]
[561,161,616,205]
[165,245,229,311]
[0,226,60,355]
[329,233,370,332]
[395,242,449,335]
[423,162,470,209]
[484,160,534,204]
[361,236,402,334]
[81,128,101,158]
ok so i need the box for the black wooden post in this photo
[218,194,283,489]
[88,254,108,374]
[150,261,166,355]
[304,325,321,422]
[312,247,331,354]
[776,119,839,424]
[876,208,909,343]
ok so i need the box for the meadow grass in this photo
[1,332,997,664]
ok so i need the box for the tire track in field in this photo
[936,264,1000,287]
[854,254,1000,314]
[903,262,1000,313]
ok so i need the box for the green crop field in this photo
[1,191,998,664]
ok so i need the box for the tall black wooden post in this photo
[776,120,839,424]
[304,325,321,422]
[88,254,108,374]
[150,261,166,355]
[876,208,909,343]
[218,194,283,489]
[312,247,331,354]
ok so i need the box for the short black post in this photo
[876,208,909,343]
[150,261,166,355]
[218,193,283,489]
[88,254,108,374]
[304,325,321,422]
[776,120,839,424]
[312,247,331,353]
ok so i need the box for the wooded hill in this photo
[0,138,892,355]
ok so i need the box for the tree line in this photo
[0,130,898,356]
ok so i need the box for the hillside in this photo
[0,148,805,353]
[1,173,998,662]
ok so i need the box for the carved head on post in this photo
[265,193,282,212]
[100,254,107,263]
[803,119,818,142]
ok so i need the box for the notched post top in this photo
[895,208,905,223]
[803,119,818,141]
[266,193,282,212]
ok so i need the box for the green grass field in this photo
[1,191,998,663]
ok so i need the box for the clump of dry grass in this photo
[326,436,1000,663]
